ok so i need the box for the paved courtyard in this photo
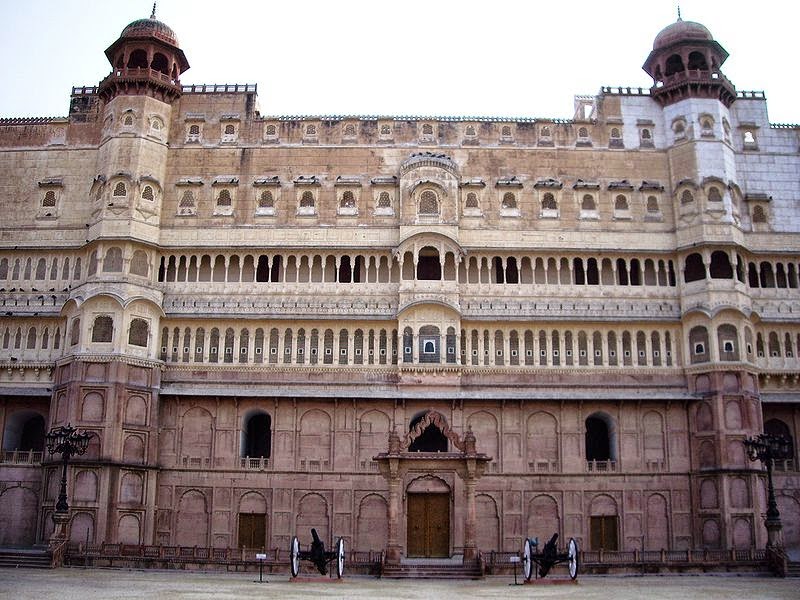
[0,568,797,599]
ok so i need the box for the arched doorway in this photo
[406,476,451,558]
[408,412,448,452]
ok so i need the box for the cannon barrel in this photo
[311,528,321,543]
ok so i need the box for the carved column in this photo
[463,473,477,561]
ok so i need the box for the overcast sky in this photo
[1,0,797,123]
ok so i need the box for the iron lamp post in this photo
[46,424,92,514]
[743,433,791,549]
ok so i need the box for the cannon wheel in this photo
[335,537,345,578]
[567,537,578,580]
[522,537,533,581]
[289,536,300,578]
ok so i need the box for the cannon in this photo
[520,533,578,581]
[289,528,345,578]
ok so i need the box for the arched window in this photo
[258,191,274,208]
[709,251,733,279]
[689,326,710,363]
[128,318,149,347]
[306,124,317,136]
[141,185,155,201]
[416,247,441,280]
[179,190,195,208]
[687,51,708,70]
[127,49,148,69]
[189,124,200,136]
[578,127,588,138]
[708,186,722,202]
[130,250,149,276]
[665,54,685,76]
[419,190,438,215]
[265,124,276,136]
[502,192,517,209]
[380,124,392,136]
[224,124,235,136]
[465,192,478,208]
[422,124,434,136]
[300,191,315,208]
[684,253,706,282]
[465,125,476,136]
[680,189,694,205]
[340,190,356,208]
[581,194,596,210]
[764,419,794,462]
[42,190,57,207]
[91,315,114,343]
[113,182,127,197]
[377,191,391,209]
[150,52,169,74]
[614,194,629,210]
[501,125,512,137]
[217,189,232,207]
[1,411,46,452]
[344,123,356,136]
[103,246,123,272]
[408,412,448,452]
[641,128,652,140]
[610,127,620,138]
[242,412,272,458]
[123,113,134,126]
[585,413,616,463]
[646,196,659,213]
[542,193,557,210]
[752,205,767,223]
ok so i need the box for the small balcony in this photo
[0,450,43,465]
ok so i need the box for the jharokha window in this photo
[419,190,439,215]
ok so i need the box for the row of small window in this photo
[682,251,800,290]
[105,109,166,139]
[1,316,149,352]
[184,120,643,147]
[688,324,800,363]
[155,325,679,368]
[176,186,661,219]
[0,249,152,285]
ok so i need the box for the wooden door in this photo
[407,493,450,557]
[589,515,619,550]
[238,513,266,549]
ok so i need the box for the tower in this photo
[48,9,189,545]
[645,18,765,551]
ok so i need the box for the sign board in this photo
[255,553,267,560]
[509,556,520,563]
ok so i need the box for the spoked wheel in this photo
[567,537,579,580]
[522,537,533,581]
[289,536,300,578]
[335,537,345,578]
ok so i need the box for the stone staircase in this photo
[0,547,51,569]
[786,561,800,577]
[381,558,483,579]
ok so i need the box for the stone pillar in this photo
[463,476,477,561]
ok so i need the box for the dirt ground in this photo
[0,568,797,599]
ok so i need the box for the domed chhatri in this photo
[98,3,189,103]
[653,19,714,50]
[120,17,179,48]
[642,14,735,107]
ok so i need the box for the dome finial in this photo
[677,4,682,21]
[151,2,157,19]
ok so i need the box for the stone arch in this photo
[585,411,617,462]
[724,400,742,429]
[476,494,500,552]
[240,491,267,514]
[466,411,498,460]
[124,395,147,425]
[122,434,145,464]
[118,514,141,544]
[296,492,330,546]
[81,391,105,422]
[642,411,665,465]
[181,406,213,459]
[777,495,800,553]
[69,512,95,544]
[696,401,713,431]
[356,494,388,552]
[298,409,331,463]
[527,494,560,541]
[0,486,38,545]
[358,410,390,466]
[590,493,618,516]
[404,410,463,452]
[732,517,752,549]
[119,471,143,504]
[645,493,669,550]
[702,519,721,549]
[729,477,749,509]
[175,490,209,547]
[700,479,718,508]
[526,411,558,468]
[74,469,98,502]
[698,440,716,469]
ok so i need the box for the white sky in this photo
[0,0,798,123]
